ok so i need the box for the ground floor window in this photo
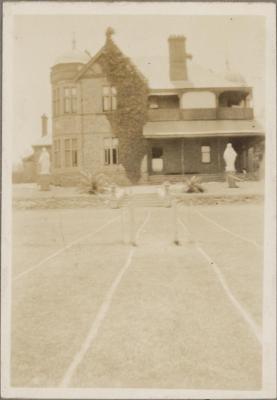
[64,138,79,168]
[201,145,211,163]
[53,139,61,168]
[104,138,119,165]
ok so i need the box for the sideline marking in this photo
[193,208,262,249]
[13,216,120,282]
[178,218,262,345]
[60,211,151,388]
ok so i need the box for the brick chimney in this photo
[41,114,48,137]
[168,35,192,81]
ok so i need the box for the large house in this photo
[50,29,264,186]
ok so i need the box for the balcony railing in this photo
[147,108,181,121]
[216,107,253,120]
[181,108,216,120]
[147,107,254,122]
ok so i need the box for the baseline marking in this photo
[193,208,262,249]
[13,216,120,282]
[60,211,151,388]
[178,218,262,345]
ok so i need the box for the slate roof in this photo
[133,56,247,90]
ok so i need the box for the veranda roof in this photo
[143,119,264,139]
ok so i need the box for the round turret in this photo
[54,48,90,66]
[51,39,90,84]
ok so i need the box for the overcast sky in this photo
[10,14,265,163]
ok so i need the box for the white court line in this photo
[60,211,151,388]
[178,218,262,345]
[13,216,120,282]
[192,208,262,249]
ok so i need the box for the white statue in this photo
[38,147,50,175]
[223,143,237,172]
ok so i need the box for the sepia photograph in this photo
[1,2,276,399]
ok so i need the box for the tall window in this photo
[53,88,60,117]
[102,86,117,111]
[64,138,79,168]
[64,87,77,114]
[201,145,211,163]
[54,139,61,168]
[72,139,78,167]
[104,138,119,165]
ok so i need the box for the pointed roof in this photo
[54,49,90,66]
[74,39,147,83]
[53,36,90,66]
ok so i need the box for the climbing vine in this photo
[98,29,149,183]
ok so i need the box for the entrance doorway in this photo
[151,147,163,173]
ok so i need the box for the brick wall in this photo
[51,64,134,185]
[148,138,226,175]
[80,77,109,114]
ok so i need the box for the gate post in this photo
[128,189,136,246]
[110,183,119,208]
[121,206,126,244]
[164,181,172,208]
[172,199,180,245]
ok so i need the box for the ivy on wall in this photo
[99,28,149,183]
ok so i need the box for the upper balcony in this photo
[148,107,254,121]
[147,90,254,122]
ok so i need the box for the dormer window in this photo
[64,87,77,114]
[103,86,117,111]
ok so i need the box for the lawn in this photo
[11,203,263,390]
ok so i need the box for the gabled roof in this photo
[74,46,106,81]
[74,40,147,83]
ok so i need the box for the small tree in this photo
[185,176,204,193]
[79,171,111,194]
